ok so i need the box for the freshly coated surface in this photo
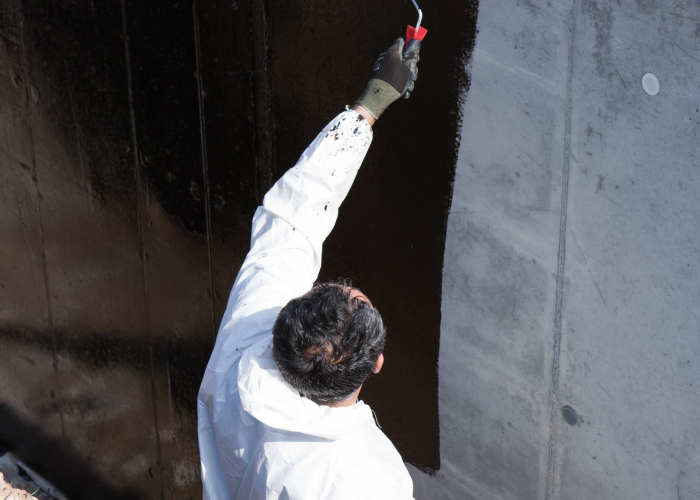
[0,0,478,498]
[268,0,479,470]
[409,0,700,498]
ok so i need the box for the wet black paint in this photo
[0,0,478,497]
[268,0,479,470]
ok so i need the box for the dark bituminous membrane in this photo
[267,0,479,471]
[0,0,479,496]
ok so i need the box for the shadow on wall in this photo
[0,405,140,500]
[0,329,210,500]
[0,0,478,498]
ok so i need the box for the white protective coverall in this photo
[197,109,414,500]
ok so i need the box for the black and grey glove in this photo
[355,38,421,119]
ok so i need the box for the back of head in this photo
[272,283,386,405]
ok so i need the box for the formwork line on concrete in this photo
[193,0,218,343]
[63,59,92,209]
[119,2,165,498]
[249,0,275,201]
[545,0,578,497]
[14,0,65,441]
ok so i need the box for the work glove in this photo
[355,38,421,120]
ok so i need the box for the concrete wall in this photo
[3,0,698,497]
[0,0,476,497]
[409,0,700,498]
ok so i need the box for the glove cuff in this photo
[355,79,401,119]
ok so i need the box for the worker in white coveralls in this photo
[197,37,422,499]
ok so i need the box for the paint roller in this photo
[405,0,427,46]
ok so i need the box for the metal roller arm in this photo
[410,0,423,31]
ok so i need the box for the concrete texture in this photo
[2,0,698,496]
[409,0,700,498]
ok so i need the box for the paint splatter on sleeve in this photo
[214,109,373,346]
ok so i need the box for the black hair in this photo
[272,281,386,405]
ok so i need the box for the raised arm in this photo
[209,37,421,358]
[198,39,421,496]
[223,108,373,324]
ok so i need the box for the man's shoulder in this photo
[335,419,412,481]
[329,421,413,499]
[343,417,401,453]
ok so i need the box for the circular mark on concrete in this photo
[642,73,659,96]
[213,194,226,212]
[190,180,202,201]
[10,68,22,89]
[561,405,578,426]
[139,151,152,168]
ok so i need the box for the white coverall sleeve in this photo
[218,109,373,348]
[198,109,374,500]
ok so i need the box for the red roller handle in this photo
[406,25,428,44]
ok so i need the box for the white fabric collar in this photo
[237,336,374,440]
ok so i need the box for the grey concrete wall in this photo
[408,0,700,498]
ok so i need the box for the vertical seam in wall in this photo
[193,0,217,342]
[545,0,577,498]
[120,2,165,498]
[64,59,91,208]
[15,0,65,440]
[249,0,274,201]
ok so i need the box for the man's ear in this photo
[372,353,384,374]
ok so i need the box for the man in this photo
[198,37,421,499]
